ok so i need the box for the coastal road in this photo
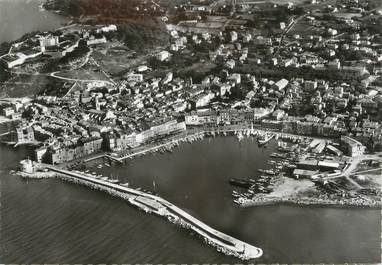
[351,168,382,175]
[322,153,382,189]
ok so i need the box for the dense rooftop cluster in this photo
[0,0,381,164]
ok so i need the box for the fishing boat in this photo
[258,132,275,146]
[264,169,276,175]
[229,178,253,189]
[108,179,120,184]
[237,131,244,141]
[250,123,255,135]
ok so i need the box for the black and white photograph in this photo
[0,0,381,263]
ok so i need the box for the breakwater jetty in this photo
[46,166,263,260]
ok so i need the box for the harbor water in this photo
[0,131,380,263]
[0,0,380,263]
[0,0,68,44]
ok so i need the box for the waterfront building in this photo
[253,108,271,120]
[326,145,343,156]
[185,110,218,126]
[115,132,139,150]
[46,137,103,164]
[318,160,340,171]
[293,169,319,178]
[340,136,366,157]
[16,126,35,144]
[136,129,154,144]
[312,141,326,153]
[297,159,319,170]
[20,159,35,174]
[34,146,48,163]
[262,120,282,130]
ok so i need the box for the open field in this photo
[93,49,141,76]
[52,68,110,82]
[288,19,323,36]
[91,43,160,77]
[265,177,317,198]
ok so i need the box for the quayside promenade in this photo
[84,124,331,164]
[46,166,263,260]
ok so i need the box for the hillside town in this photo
[0,0,381,262]
[0,0,381,207]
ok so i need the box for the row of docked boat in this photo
[97,162,111,169]
[158,143,178,154]
[231,173,281,204]
[80,170,123,185]
[258,169,277,176]
[206,128,277,146]
[185,133,204,143]
[229,178,256,189]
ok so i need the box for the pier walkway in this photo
[46,166,263,260]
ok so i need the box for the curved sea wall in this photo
[45,168,263,260]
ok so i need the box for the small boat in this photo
[237,131,244,141]
[258,132,275,146]
[229,178,253,189]
[264,169,276,175]
[108,179,120,184]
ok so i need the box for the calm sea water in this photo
[0,123,380,263]
[0,0,68,44]
[0,0,381,263]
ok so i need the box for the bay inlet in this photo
[0,118,381,263]
[0,0,380,263]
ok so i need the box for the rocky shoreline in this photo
[238,195,382,208]
[13,170,58,179]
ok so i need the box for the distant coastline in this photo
[0,0,68,45]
